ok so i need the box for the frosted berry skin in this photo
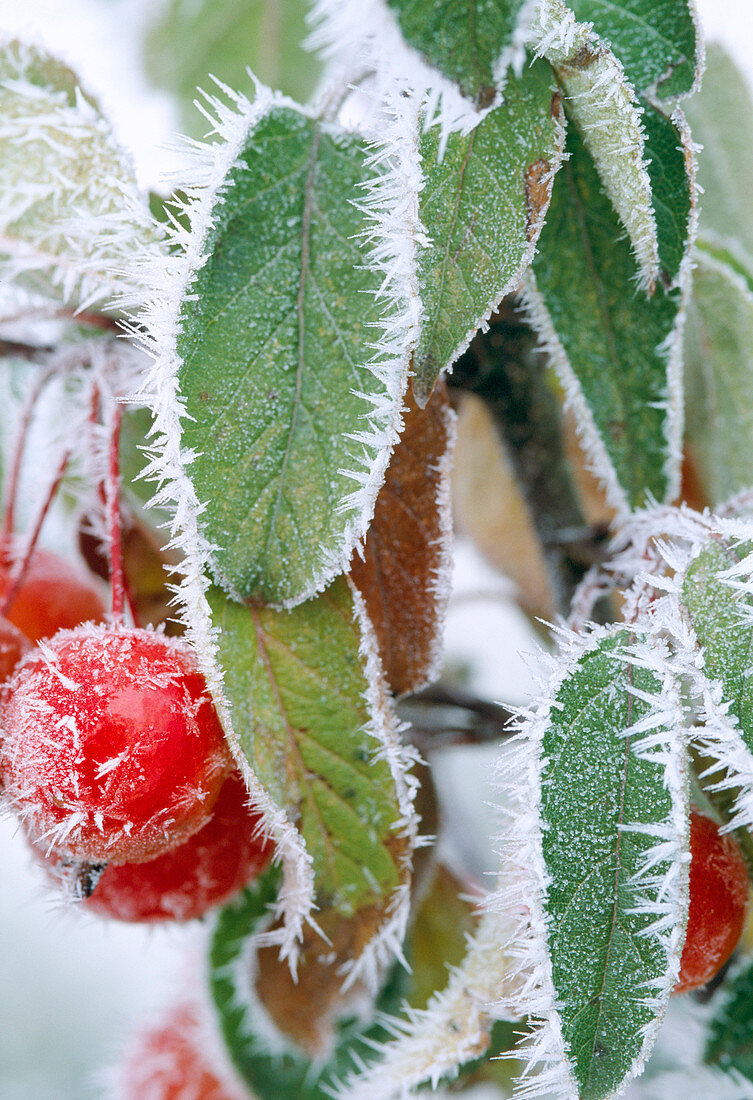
[0,547,106,643]
[83,771,274,922]
[1,625,232,864]
[115,1001,246,1100]
[674,810,750,995]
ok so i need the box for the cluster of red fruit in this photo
[0,547,273,923]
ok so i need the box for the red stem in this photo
[107,405,126,624]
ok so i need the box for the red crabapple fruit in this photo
[114,1000,246,1100]
[0,546,106,643]
[35,771,273,921]
[1,625,232,863]
[674,809,750,995]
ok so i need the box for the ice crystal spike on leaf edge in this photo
[531,0,660,293]
[124,79,321,966]
[488,623,690,1100]
[307,0,541,143]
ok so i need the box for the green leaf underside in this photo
[413,56,562,401]
[681,540,753,745]
[685,45,753,262]
[705,959,753,1079]
[684,255,753,505]
[209,868,410,1100]
[532,124,680,508]
[0,41,149,310]
[178,105,398,606]
[208,577,403,915]
[385,0,527,106]
[144,0,320,137]
[566,0,698,98]
[540,630,676,1100]
[639,98,692,286]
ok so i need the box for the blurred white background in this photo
[0,1,750,1096]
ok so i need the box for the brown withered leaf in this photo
[350,380,455,697]
[452,392,557,621]
[255,832,412,1058]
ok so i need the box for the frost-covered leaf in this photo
[412,56,564,401]
[681,539,753,746]
[640,99,695,288]
[684,251,753,506]
[382,0,537,108]
[526,124,684,513]
[144,0,320,134]
[0,39,158,312]
[207,577,414,949]
[337,903,522,1099]
[684,45,753,263]
[513,627,688,1100]
[705,959,753,1080]
[566,0,701,100]
[533,0,659,290]
[350,382,454,696]
[209,867,411,1099]
[173,96,412,606]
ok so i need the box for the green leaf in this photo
[684,252,753,506]
[534,0,660,289]
[178,101,409,606]
[705,959,753,1079]
[384,0,533,108]
[528,123,683,511]
[144,0,320,136]
[413,56,564,401]
[539,629,686,1100]
[681,539,753,743]
[640,99,694,287]
[207,577,408,919]
[0,39,157,311]
[566,0,700,99]
[208,868,410,1100]
[684,45,753,262]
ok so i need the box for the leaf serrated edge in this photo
[415,77,566,394]
[124,79,317,968]
[308,0,541,142]
[644,0,705,105]
[130,78,418,611]
[520,242,687,516]
[489,623,689,1100]
[661,512,753,836]
[345,577,421,992]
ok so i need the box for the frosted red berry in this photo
[674,809,750,995]
[1,625,232,863]
[80,771,273,921]
[115,1001,246,1100]
[0,546,106,643]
